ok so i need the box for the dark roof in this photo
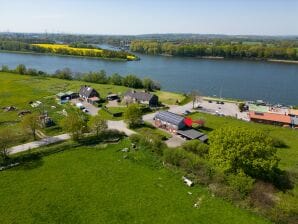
[154,111,184,126]
[177,129,206,140]
[124,90,156,101]
[79,86,98,98]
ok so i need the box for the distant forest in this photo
[130,40,298,60]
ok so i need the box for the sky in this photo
[0,0,297,36]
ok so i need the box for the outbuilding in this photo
[154,111,186,133]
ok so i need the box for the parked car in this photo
[183,110,191,115]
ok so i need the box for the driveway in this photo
[71,99,99,116]
[107,120,136,136]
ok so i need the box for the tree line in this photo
[0,40,136,60]
[0,64,161,91]
[130,40,298,60]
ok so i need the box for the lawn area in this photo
[190,112,298,215]
[0,140,270,224]
[155,90,186,105]
[98,107,127,120]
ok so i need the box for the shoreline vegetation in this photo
[0,41,138,61]
[0,49,130,62]
[130,40,298,63]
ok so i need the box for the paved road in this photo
[8,134,70,155]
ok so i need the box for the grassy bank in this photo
[0,140,270,224]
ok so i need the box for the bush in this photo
[225,172,255,197]
[182,140,209,157]
[129,133,166,156]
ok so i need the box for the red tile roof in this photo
[289,109,298,116]
[248,111,291,124]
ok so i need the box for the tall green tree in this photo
[124,104,142,128]
[60,111,87,141]
[88,115,108,137]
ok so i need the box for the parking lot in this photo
[70,99,100,116]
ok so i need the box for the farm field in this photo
[0,140,271,224]
[32,44,137,60]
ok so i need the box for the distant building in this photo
[124,90,158,107]
[248,111,292,126]
[79,86,100,100]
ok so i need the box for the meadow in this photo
[0,140,271,224]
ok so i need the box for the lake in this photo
[0,51,297,105]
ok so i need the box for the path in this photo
[8,120,136,155]
[107,120,136,136]
[8,134,70,155]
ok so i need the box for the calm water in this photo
[0,51,298,105]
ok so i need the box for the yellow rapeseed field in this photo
[32,43,136,60]
[33,43,103,54]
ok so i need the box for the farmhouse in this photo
[79,86,100,104]
[248,111,292,126]
[124,90,158,107]
[79,86,100,99]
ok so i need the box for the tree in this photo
[15,64,27,74]
[60,111,87,141]
[122,75,143,88]
[142,78,155,91]
[124,104,142,128]
[88,115,108,137]
[109,73,123,85]
[0,129,14,161]
[190,90,202,109]
[209,127,279,180]
[21,113,39,140]
[54,68,73,80]
[1,65,9,72]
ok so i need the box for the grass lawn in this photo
[155,90,186,105]
[0,140,270,224]
[190,112,298,214]
[98,107,127,121]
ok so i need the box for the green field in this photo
[0,140,270,224]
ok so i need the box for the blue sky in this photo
[0,0,297,35]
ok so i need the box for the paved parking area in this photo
[71,99,100,116]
